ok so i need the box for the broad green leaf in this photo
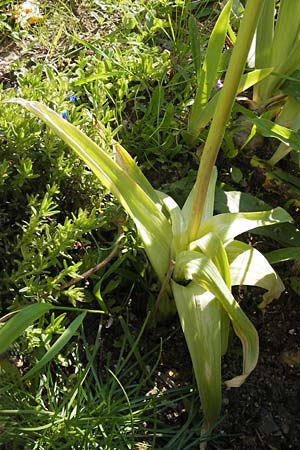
[225,240,284,308]
[5,99,172,282]
[215,186,270,214]
[196,207,292,243]
[281,72,300,99]
[248,116,300,150]
[174,249,259,388]
[252,223,300,248]
[23,312,86,380]
[171,280,222,430]
[289,276,300,297]
[266,247,300,264]
[0,303,53,354]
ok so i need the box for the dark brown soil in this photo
[144,287,300,450]
[210,292,300,450]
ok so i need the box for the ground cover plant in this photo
[1,1,300,449]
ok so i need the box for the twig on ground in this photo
[59,228,124,291]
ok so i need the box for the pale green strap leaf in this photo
[198,0,232,107]
[5,99,172,282]
[174,250,259,388]
[171,280,222,429]
[0,303,53,354]
[156,191,187,255]
[189,231,231,288]
[198,207,292,243]
[227,238,285,295]
[253,0,275,102]
[23,312,86,380]
[112,141,162,207]
[272,0,300,72]
[226,240,284,309]
[257,0,300,99]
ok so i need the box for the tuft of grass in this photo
[0,315,206,450]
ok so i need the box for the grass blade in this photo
[189,16,202,80]
[23,312,86,380]
[248,115,300,150]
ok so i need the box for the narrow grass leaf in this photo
[22,312,86,380]
[0,303,53,354]
[189,16,202,79]
[197,0,232,106]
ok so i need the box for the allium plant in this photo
[1,0,291,436]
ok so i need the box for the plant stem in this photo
[188,0,264,243]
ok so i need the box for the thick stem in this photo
[188,0,264,243]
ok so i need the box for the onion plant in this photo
[1,0,292,436]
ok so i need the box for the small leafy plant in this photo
[1,0,292,437]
